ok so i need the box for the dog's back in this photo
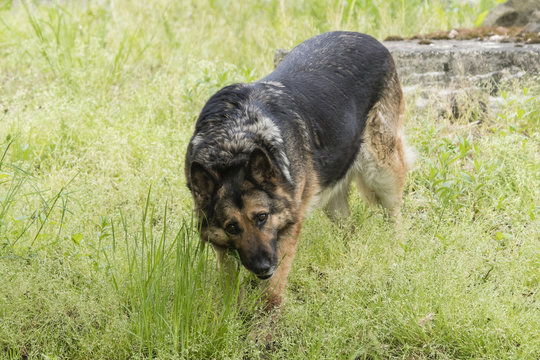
[262,31,398,188]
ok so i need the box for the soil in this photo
[385,26,540,44]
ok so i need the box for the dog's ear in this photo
[190,162,217,205]
[248,147,277,185]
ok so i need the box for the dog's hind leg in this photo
[355,73,413,227]
[355,151,406,225]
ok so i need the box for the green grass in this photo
[1,0,538,358]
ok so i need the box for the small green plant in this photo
[0,140,72,252]
[496,84,540,134]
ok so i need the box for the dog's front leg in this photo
[263,222,302,310]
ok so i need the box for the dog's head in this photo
[188,147,295,279]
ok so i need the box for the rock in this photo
[509,0,540,14]
[482,5,520,27]
[524,11,540,33]
[525,22,540,33]
[482,0,540,28]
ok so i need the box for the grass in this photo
[0,0,538,358]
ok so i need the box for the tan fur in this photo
[320,72,413,227]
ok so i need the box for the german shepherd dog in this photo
[185,31,414,309]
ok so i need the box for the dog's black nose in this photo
[253,259,273,279]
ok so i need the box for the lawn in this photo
[0,0,538,359]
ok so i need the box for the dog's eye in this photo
[256,212,268,225]
[225,223,240,235]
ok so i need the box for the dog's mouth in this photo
[256,273,274,280]
[255,267,275,280]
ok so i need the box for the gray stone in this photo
[482,5,521,27]
[383,40,540,87]
[508,0,540,14]
[482,0,540,28]
[524,11,540,33]
[525,21,540,33]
